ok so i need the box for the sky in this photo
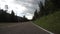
[0,0,45,20]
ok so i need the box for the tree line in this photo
[33,0,60,20]
[0,0,60,21]
[0,9,29,22]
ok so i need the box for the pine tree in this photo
[45,0,56,14]
[38,1,45,17]
[51,0,60,8]
[33,10,38,20]
[11,10,15,22]
[23,15,28,22]
[11,10,15,16]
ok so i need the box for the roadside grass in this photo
[33,11,60,34]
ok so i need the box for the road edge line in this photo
[30,22,54,34]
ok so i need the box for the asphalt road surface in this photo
[0,22,49,34]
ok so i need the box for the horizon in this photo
[0,0,45,20]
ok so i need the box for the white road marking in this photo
[30,22,54,34]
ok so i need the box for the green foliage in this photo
[38,1,45,16]
[44,0,60,13]
[44,0,55,14]
[33,0,60,34]
[51,0,60,8]
[33,11,60,34]
[33,0,60,21]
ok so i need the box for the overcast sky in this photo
[0,0,45,20]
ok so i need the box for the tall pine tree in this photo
[33,10,38,20]
[38,1,45,17]
[11,10,15,22]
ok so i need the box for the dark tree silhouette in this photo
[23,15,28,22]
[11,10,15,22]
[11,10,15,16]
[0,10,8,22]
[32,0,60,21]
[0,9,30,22]
[38,1,46,17]
[51,0,60,8]
[33,10,38,20]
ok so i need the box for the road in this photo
[0,22,49,34]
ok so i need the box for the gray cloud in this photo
[15,0,45,18]
[15,0,40,14]
[0,0,45,19]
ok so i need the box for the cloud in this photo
[0,0,45,20]
[25,13,34,20]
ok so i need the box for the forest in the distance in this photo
[0,0,60,22]
[33,0,60,34]
[33,0,60,20]
[0,10,29,22]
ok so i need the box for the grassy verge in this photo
[33,11,60,34]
